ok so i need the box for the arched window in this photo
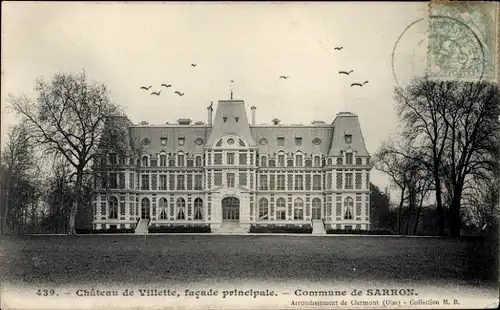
[216,139,223,147]
[195,156,202,167]
[176,198,186,220]
[344,197,353,220]
[294,198,304,220]
[194,198,203,220]
[276,198,286,220]
[312,198,322,220]
[141,197,150,219]
[258,198,269,220]
[260,156,267,167]
[109,197,118,219]
[142,156,149,167]
[159,198,168,220]
[314,156,321,167]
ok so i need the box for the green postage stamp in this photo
[428,1,499,81]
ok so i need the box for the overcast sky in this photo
[1,2,429,194]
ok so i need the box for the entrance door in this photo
[312,206,321,220]
[222,197,240,221]
[141,205,150,219]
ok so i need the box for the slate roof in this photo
[105,100,370,158]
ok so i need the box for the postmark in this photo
[428,1,498,81]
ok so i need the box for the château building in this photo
[93,99,372,233]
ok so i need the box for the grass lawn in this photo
[0,235,496,287]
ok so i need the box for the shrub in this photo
[249,224,313,234]
[148,224,211,233]
[76,228,135,234]
[326,228,393,235]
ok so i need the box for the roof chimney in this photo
[272,118,281,125]
[178,118,192,125]
[251,106,256,125]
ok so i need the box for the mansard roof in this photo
[328,112,369,156]
[250,125,333,156]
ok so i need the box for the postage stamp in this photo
[428,1,499,81]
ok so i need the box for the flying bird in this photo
[150,90,161,96]
[191,64,197,67]
[351,81,369,87]
[174,91,185,96]
[279,76,289,79]
[334,46,343,51]
[161,84,171,88]
[338,70,354,75]
[140,85,152,90]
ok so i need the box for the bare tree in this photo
[8,70,127,235]
[393,77,500,236]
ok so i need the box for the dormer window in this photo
[235,117,239,123]
[277,137,285,146]
[109,153,117,165]
[223,117,228,123]
[346,153,353,165]
[345,134,353,144]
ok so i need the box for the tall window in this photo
[178,154,185,166]
[258,198,269,220]
[260,156,267,167]
[344,197,354,220]
[259,175,268,190]
[177,175,185,190]
[227,153,235,165]
[276,198,286,220]
[194,198,203,220]
[214,153,222,165]
[176,198,186,220]
[141,174,150,190]
[159,175,167,190]
[312,198,321,219]
[214,172,222,186]
[294,198,304,220]
[295,154,303,167]
[195,156,203,167]
[109,173,118,189]
[355,172,362,189]
[239,153,247,165]
[346,153,353,165]
[141,198,150,218]
[227,173,235,187]
[278,154,285,167]
[109,153,117,165]
[159,198,168,219]
[345,173,353,189]
[194,175,203,190]
[239,172,247,186]
[313,175,322,190]
[142,156,149,167]
[109,197,118,219]
[294,175,303,190]
[336,173,343,189]
[277,175,285,190]
[314,156,321,167]
[160,154,167,166]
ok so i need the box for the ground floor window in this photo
[258,198,269,220]
[177,198,186,220]
[194,198,203,220]
[276,198,286,220]
[294,198,304,220]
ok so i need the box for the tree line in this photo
[373,77,499,237]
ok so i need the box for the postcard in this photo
[1,1,499,309]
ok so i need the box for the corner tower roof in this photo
[328,112,370,157]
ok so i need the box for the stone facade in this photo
[92,99,372,231]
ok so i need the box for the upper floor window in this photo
[314,156,321,167]
[356,157,362,165]
[195,156,203,167]
[227,173,235,187]
[260,156,267,167]
[295,154,303,167]
[278,154,285,167]
[109,153,117,165]
[227,153,235,165]
[142,156,149,167]
[235,117,239,123]
[295,137,302,146]
[239,153,247,165]
[277,137,285,146]
[177,154,185,166]
[223,116,228,123]
[160,154,167,167]
[346,153,353,165]
[160,138,168,146]
[178,137,185,146]
[337,158,343,165]
[214,153,222,165]
[345,134,352,144]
